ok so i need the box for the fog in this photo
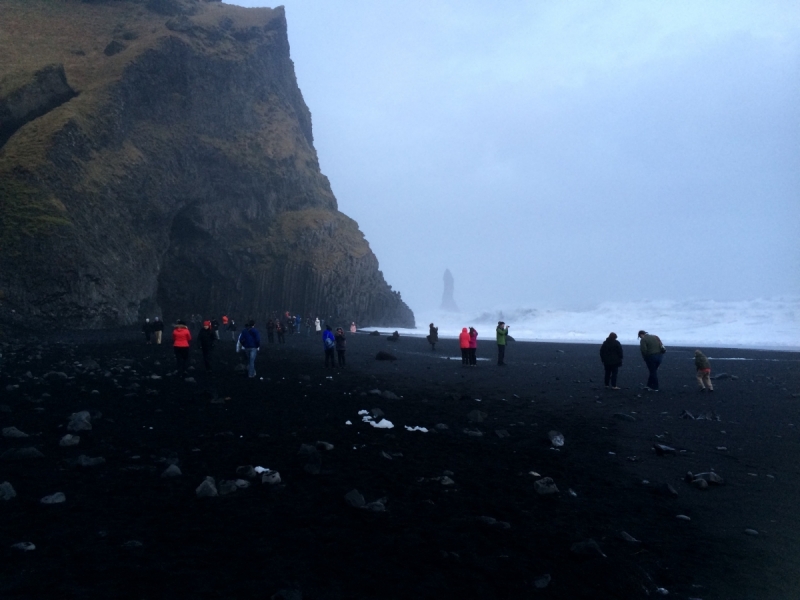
[229,1,800,318]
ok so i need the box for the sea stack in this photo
[0,0,414,329]
[441,268,458,312]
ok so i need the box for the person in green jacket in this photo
[496,321,509,366]
[694,350,714,392]
[638,330,665,390]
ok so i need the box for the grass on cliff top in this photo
[0,0,281,170]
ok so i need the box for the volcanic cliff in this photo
[0,0,414,329]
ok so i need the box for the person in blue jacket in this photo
[238,320,261,378]
[322,325,336,368]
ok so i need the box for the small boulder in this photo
[59,434,80,447]
[2,427,29,438]
[344,489,366,508]
[467,410,487,423]
[40,492,66,504]
[375,351,396,361]
[196,476,218,497]
[262,471,281,485]
[76,455,105,467]
[67,411,92,432]
[0,481,17,501]
[161,464,182,478]
[1,447,44,461]
[570,539,606,558]
[535,477,559,495]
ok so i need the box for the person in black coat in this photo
[599,332,623,389]
[198,320,216,373]
[427,323,439,351]
[142,318,153,344]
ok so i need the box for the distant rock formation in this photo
[441,269,458,312]
[0,0,414,329]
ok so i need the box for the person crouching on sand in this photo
[599,332,623,389]
[172,320,191,376]
[694,350,714,392]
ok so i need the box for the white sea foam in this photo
[363,298,800,351]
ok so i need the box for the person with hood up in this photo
[599,332,623,389]
[496,321,509,366]
[238,320,261,378]
[226,318,237,341]
[335,327,347,367]
[172,320,192,376]
[152,317,164,344]
[694,350,714,392]
[638,330,666,391]
[459,327,470,365]
[142,318,153,344]
[323,325,336,368]
[427,323,439,351]
[468,327,478,366]
[198,320,216,373]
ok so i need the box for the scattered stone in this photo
[380,451,393,460]
[495,429,510,438]
[744,528,759,536]
[161,464,182,478]
[369,330,380,336]
[370,408,385,419]
[711,372,731,380]
[657,483,679,498]
[76,455,105,467]
[236,465,257,478]
[691,478,709,490]
[59,434,80,447]
[612,413,636,422]
[686,471,724,485]
[548,430,565,447]
[10,542,35,551]
[365,499,387,512]
[680,409,695,420]
[44,371,68,380]
[67,411,92,432]
[2,426,29,438]
[298,444,317,456]
[534,477,559,495]
[262,471,281,485]
[405,425,428,432]
[304,453,322,475]
[218,480,239,495]
[467,410,487,423]
[440,476,455,486]
[375,351,396,361]
[381,390,400,400]
[41,492,66,504]
[122,540,143,548]
[435,423,449,430]
[534,574,551,589]
[1,447,44,461]
[196,476,218,497]
[653,443,677,456]
[369,419,394,429]
[184,377,196,383]
[676,514,691,521]
[620,531,640,543]
[570,539,606,558]
[271,589,303,600]
[0,481,17,501]
[344,489,366,508]
[463,428,483,437]
[316,441,334,451]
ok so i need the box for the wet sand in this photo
[1,330,798,599]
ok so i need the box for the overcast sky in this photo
[229,0,799,314]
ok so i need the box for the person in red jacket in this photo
[459,327,470,366]
[468,327,478,366]
[172,320,192,376]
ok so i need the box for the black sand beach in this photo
[1,329,798,599]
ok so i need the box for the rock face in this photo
[0,0,414,329]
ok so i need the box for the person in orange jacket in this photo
[459,327,470,366]
[172,320,192,376]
